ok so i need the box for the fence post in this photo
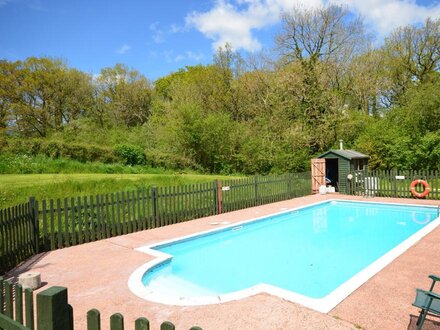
[152,187,158,226]
[24,288,34,330]
[213,180,218,215]
[287,173,292,198]
[161,321,175,330]
[0,277,3,314]
[29,197,40,254]
[135,317,149,330]
[254,176,258,205]
[110,313,124,330]
[37,286,73,330]
[87,309,101,329]
[217,181,223,215]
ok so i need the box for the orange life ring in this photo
[410,179,431,198]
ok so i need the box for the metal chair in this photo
[413,275,440,329]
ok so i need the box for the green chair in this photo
[413,275,440,329]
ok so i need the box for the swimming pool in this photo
[128,200,440,312]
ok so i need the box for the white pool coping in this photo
[128,199,440,313]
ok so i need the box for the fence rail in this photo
[0,277,202,330]
[1,173,311,275]
[348,169,440,199]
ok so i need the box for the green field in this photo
[0,173,242,209]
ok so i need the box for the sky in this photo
[1,0,440,80]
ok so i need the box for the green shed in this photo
[316,149,369,193]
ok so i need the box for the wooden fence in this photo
[348,169,440,199]
[1,173,311,275]
[221,172,310,212]
[0,277,202,330]
[0,200,39,276]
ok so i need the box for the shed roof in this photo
[318,149,369,160]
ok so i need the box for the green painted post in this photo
[96,195,102,239]
[71,197,76,245]
[212,181,218,215]
[36,286,72,330]
[152,187,158,227]
[160,321,175,330]
[15,284,23,324]
[132,190,138,231]
[110,313,124,330]
[127,192,133,233]
[57,199,63,248]
[189,327,203,330]
[24,288,34,330]
[68,304,74,330]
[87,308,100,330]
[254,176,258,206]
[83,196,90,243]
[5,280,13,318]
[49,199,55,250]
[111,193,117,235]
[63,198,70,248]
[0,277,3,314]
[135,317,149,330]
[121,192,127,235]
[106,194,112,238]
[42,200,49,251]
[77,197,83,244]
[29,197,40,254]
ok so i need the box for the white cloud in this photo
[335,0,440,38]
[186,0,440,51]
[164,50,205,63]
[116,44,131,54]
[149,22,165,43]
[185,0,322,52]
[0,0,46,11]
[170,24,184,33]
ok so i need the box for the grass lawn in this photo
[0,173,243,209]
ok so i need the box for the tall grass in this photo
[0,154,172,174]
[0,173,242,209]
[0,154,243,209]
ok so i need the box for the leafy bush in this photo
[145,149,198,170]
[114,144,146,166]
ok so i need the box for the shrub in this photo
[145,149,198,170]
[114,144,146,166]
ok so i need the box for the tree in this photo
[381,18,440,105]
[5,57,94,137]
[346,49,387,115]
[93,64,152,128]
[0,60,21,131]
[213,43,245,120]
[276,5,366,66]
[275,4,368,151]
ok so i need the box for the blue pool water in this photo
[141,201,438,299]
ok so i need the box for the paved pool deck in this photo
[7,194,440,330]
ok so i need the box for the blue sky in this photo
[1,0,439,80]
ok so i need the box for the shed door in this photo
[311,158,326,193]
